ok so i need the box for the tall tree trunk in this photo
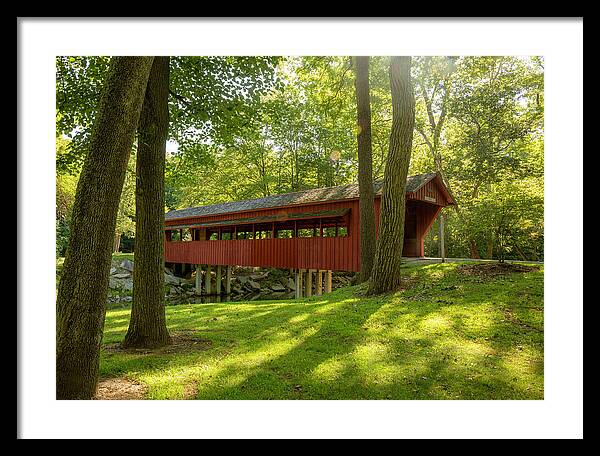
[367,57,415,296]
[354,56,376,283]
[123,57,172,349]
[56,57,154,399]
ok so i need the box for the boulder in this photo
[247,280,261,291]
[250,272,268,280]
[164,273,183,285]
[122,279,133,291]
[287,277,296,290]
[113,273,130,279]
[109,267,117,275]
[120,259,134,272]
[270,283,286,292]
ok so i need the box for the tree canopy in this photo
[56,55,544,261]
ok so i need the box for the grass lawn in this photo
[100,261,544,400]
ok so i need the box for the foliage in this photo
[57,55,544,262]
[100,261,544,399]
[56,56,281,171]
[115,155,136,241]
[414,56,544,259]
[55,137,79,255]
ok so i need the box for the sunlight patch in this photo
[353,341,391,366]
[312,358,346,382]
[288,313,311,324]
[420,314,453,334]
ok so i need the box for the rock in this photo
[238,275,249,285]
[122,279,133,291]
[120,259,134,272]
[109,267,117,275]
[270,283,286,292]
[250,272,268,280]
[113,273,130,279]
[247,280,261,291]
[287,277,296,290]
[164,274,183,285]
[109,278,121,289]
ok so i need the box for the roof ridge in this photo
[165,173,439,220]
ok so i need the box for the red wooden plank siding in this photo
[164,178,454,272]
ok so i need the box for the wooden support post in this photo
[216,265,222,295]
[305,270,313,297]
[295,269,304,299]
[195,265,202,294]
[205,265,212,295]
[315,270,323,296]
[439,213,445,263]
[226,265,232,294]
[324,270,332,294]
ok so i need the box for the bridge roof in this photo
[165,173,440,221]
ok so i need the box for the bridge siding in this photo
[165,178,450,272]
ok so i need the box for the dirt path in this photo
[94,377,147,400]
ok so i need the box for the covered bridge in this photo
[164,172,455,296]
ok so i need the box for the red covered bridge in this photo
[164,172,455,296]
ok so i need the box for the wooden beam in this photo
[295,269,304,299]
[195,265,202,294]
[315,270,323,296]
[324,270,332,293]
[205,265,212,295]
[216,265,222,295]
[305,270,313,297]
[225,265,232,295]
[439,213,445,263]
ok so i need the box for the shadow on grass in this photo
[100,263,544,400]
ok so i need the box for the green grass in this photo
[100,261,544,400]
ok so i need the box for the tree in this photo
[57,56,280,351]
[444,57,543,258]
[354,56,376,282]
[56,56,154,399]
[123,57,172,349]
[367,57,415,295]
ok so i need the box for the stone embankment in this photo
[107,258,356,306]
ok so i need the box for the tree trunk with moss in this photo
[367,57,415,295]
[354,56,376,283]
[123,57,172,348]
[56,57,154,399]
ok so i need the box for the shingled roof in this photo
[165,173,438,221]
